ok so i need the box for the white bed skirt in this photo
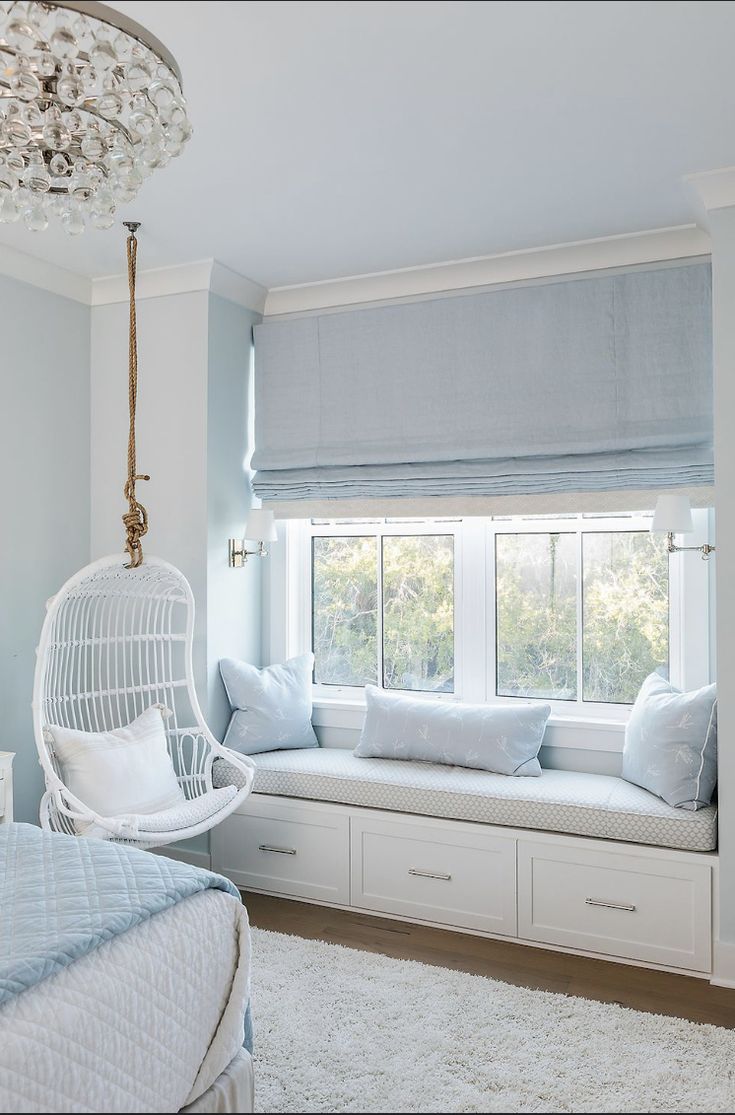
[181,1048,254,1114]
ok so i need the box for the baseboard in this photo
[711,939,735,987]
[239,886,711,980]
[153,845,212,871]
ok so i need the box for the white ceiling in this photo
[1,0,734,287]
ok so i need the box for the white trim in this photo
[274,512,711,756]
[210,261,268,315]
[152,844,212,870]
[686,166,735,220]
[711,938,735,988]
[0,226,708,313]
[0,241,268,312]
[311,698,624,754]
[0,242,92,304]
[263,225,710,317]
[238,883,713,979]
[91,258,267,312]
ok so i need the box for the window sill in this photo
[311,696,627,752]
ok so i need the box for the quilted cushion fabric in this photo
[132,786,239,835]
[355,685,549,775]
[212,749,717,852]
[0,822,240,1007]
[220,654,318,755]
[622,673,718,810]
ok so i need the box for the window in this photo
[494,526,669,707]
[496,532,577,701]
[311,526,456,694]
[279,511,711,726]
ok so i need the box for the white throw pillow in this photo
[355,685,549,775]
[45,705,186,821]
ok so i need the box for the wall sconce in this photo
[228,509,277,568]
[651,494,715,560]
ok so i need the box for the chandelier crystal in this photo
[0,1,191,232]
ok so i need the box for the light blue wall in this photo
[207,294,263,742]
[1,274,258,852]
[0,275,90,823]
[171,293,262,858]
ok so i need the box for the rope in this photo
[122,228,149,569]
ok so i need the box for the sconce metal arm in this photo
[228,539,269,568]
[666,533,715,560]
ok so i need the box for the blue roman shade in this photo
[252,261,713,515]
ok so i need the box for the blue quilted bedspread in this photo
[0,823,252,1049]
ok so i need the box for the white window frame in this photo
[289,517,464,703]
[268,509,712,750]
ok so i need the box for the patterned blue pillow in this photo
[354,686,549,775]
[220,654,318,755]
[622,673,717,810]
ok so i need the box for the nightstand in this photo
[0,752,15,825]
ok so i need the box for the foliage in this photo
[383,535,454,691]
[496,530,668,705]
[312,536,378,686]
[582,532,669,704]
[496,533,578,700]
[313,526,668,706]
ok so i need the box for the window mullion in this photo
[376,528,385,690]
[458,517,485,702]
[576,528,584,708]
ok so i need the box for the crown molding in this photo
[685,167,735,230]
[0,242,92,304]
[0,243,268,312]
[91,258,267,313]
[209,260,268,315]
[0,225,711,316]
[263,225,711,317]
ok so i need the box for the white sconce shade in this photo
[244,508,278,543]
[651,494,694,534]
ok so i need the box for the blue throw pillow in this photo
[219,654,318,756]
[354,685,549,775]
[622,673,717,810]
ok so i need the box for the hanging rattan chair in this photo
[33,554,255,848]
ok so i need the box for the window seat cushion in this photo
[212,748,717,853]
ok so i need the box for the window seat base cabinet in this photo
[211,794,715,977]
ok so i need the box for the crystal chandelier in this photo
[0,1,191,233]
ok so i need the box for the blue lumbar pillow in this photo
[354,685,549,775]
[220,653,318,755]
[622,673,717,810]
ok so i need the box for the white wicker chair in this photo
[32,554,255,848]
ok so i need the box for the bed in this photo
[0,823,254,1114]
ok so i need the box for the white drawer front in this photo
[0,777,5,819]
[351,815,516,934]
[518,840,711,972]
[211,796,350,904]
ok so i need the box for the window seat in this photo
[212,748,717,853]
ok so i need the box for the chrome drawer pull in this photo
[585,897,637,912]
[408,867,452,881]
[258,843,297,856]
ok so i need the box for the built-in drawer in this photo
[351,813,517,935]
[211,794,350,904]
[518,839,712,972]
[0,777,5,818]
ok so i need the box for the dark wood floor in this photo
[244,891,735,1028]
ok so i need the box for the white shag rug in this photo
[249,926,735,1113]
